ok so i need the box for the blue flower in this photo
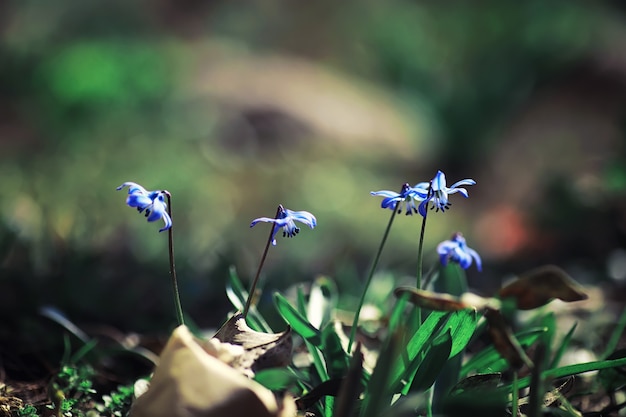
[418,170,476,216]
[116,182,172,232]
[370,183,428,215]
[250,205,317,245]
[437,232,482,271]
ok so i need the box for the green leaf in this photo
[550,322,577,368]
[461,327,547,377]
[389,311,449,392]
[296,286,308,315]
[321,324,350,379]
[274,292,321,346]
[504,356,626,392]
[405,329,453,394]
[361,331,400,417]
[603,307,626,359]
[254,367,304,391]
[226,267,271,332]
[444,309,478,358]
[437,263,468,296]
[598,349,626,392]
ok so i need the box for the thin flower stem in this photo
[415,185,432,329]
[165,192,185,327]
[347,204,399,354]
[244,205,281,317]
[512,371,519,417]
[416,212,428,291]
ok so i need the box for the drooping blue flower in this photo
[418,170,476,216]
[437,232,482,271]
[250,205,317,246]
[370,183,428,215]
[116,182,172,232]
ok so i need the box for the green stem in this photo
[347,204,399,353]
[244,205,281,317]
[414,185,432,329]
[416,211,428,290]
[165,192,185,326]
[512,371,519,417]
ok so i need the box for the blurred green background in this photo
[2,0,626,335]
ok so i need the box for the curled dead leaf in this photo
[499,265,588,310]
[394,287,469,311]
[394,287,493,311]
[130,325,296,417]
[213,313,293,377]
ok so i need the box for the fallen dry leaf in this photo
[130,325,295,417]
[394,287,470,311]
[213,313,293,377]
[499,265,588,310]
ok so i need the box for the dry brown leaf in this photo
[394,287,494,311]
[130,325,296,417]
[394,287,469,311]
[213,313,293,377]
[499,265,588,310]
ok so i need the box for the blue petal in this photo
[250,217,278,228]
[412,181,430,190]
[117,182,148,194]
[467,248,482,271]
[147,198,167,223]
[381,196,400,210]
[159,211,173,232]
[370,190,400,198]
[418,199,430,217]
[270,224,279,245]
[449,179,476,189]
[449,187,469,198]
[436,240,457,256]
[289,210,317,228]
[432,171,446,191]
[126,194,152,208]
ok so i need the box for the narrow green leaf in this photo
[254,368,303,391]
[461,327,547,377]
[361,331,400,417]
[226,266,271,332]
[405,329,453,394]
[227,266,248,308]
[321,324,350,379]
[389,311,449,391]
[540,312,556,369]
[297,286,308,315]
[444,309,478,358]
[550,322,577,368]
[603,307,626,359]
[274,292,321,346]
[504,356,626,392]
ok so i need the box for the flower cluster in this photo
[116,182,172,232]
[371,170,481,270]
[116,169,479,269]
[371,171,475,217]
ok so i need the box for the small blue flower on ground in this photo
[250,205,317,246]
[370,183,428,215]
[437,232,482,271]
[418,170,476,216]
[116,182,172,232]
